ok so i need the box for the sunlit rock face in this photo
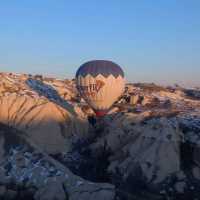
[0,73,89,154]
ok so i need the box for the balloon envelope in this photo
[76,60,125,117]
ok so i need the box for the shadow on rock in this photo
[26,78,77,116]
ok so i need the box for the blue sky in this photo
[0,0,199,86]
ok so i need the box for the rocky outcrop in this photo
[80,110,200,198]
[0,94,88,154]
[0,123,115,200]
[1,72,200,199]
[0,74,89,154]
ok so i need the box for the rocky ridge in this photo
[0,72,200,199]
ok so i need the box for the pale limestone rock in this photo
[0,94,89,154]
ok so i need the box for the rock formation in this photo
[0,72,200,199]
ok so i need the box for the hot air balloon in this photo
[76,60,125,117]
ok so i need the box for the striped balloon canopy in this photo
[76,60,125,117]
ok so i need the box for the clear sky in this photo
[0,0,199,86]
